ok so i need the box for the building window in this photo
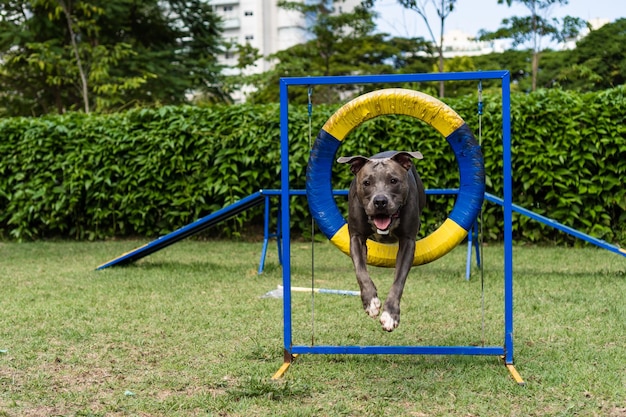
[223,5,233,11]
[244,11,253,16]
[244,35,254,41]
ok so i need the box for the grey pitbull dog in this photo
[337,151,426,332]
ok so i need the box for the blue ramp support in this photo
[96,191,265,269]
[484,193,626,258]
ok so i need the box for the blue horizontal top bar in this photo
[280,71,509,86]
[260,188,458,196]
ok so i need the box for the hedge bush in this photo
[0,87,624,247]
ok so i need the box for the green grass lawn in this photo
[1,239,625,416]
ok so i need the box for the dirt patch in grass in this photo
[608,407,626,417]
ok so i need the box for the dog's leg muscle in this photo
[380,236,416,331]
[350,234,380,318]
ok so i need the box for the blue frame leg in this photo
[258,195,272,274]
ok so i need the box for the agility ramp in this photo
[96,191,265,269]
[485,193,626,258]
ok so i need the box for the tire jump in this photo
[305,88,485,267]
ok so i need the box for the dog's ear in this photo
[391,151,423,171]
[337,155,369,175]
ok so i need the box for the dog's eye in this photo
[390,178,398,184]
[363,180,370,187]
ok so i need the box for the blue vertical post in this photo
[502,72,514,365]
[279,79,293,354]
[276,201,283,267]
[258,194,270,274]
[473,222,481,268]
[465,226,473,280]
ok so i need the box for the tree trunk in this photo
[531,2,538,91]
[531,50,539,91]
[58,0,90,113]
[438,8,445,98]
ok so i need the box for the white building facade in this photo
[209,0,361,100]
[210,0,305,74]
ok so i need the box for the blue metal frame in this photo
[279,71,515,365]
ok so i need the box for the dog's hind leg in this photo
[350,234,380,318]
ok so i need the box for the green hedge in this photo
[1,87,624,247]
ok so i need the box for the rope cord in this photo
[308,86,315,346]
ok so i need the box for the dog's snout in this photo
[373,196,388,210]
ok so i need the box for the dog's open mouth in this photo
[371,211,399,235]
[373,215,392,234]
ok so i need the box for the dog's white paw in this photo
[365,297,381,318]
[380,311,398,332]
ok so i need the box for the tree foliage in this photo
[246,0,434,104]
[478,0,587,91]
[362,0,457,97]
[555,18,626,91]
[0,0,623,116]
[0,0,227,116]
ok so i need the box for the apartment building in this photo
[209,0,361,100]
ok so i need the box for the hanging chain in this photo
[477,80,486,347]
[308,86,315,346]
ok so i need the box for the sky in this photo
[373,0,626,40]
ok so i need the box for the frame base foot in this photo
[271,350,298,380]
[503,360,525,386]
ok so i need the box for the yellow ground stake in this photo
[271,352,298,380]
[504,361,526,386]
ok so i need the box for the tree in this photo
[363,0,457,97]
[162,0,228,103]
[396,0,455,97]
[555,19,626,91]
[470,48,566,92]
[478,0,587,91]
[0,0,227,116]
[247,1,433,104]
[213,40,263,103]
[57,0,90,112]
[436,55,477,96]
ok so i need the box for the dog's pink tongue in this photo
[374,215,392,231]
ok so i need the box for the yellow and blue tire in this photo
[305,88,485,267]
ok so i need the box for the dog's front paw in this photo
[380,311,399,332]
[365,297,381,318]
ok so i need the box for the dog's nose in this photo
[373,196,388,209]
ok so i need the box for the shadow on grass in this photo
[227,376,313,401]
[276,353,510,393]
[120,260,250,273]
